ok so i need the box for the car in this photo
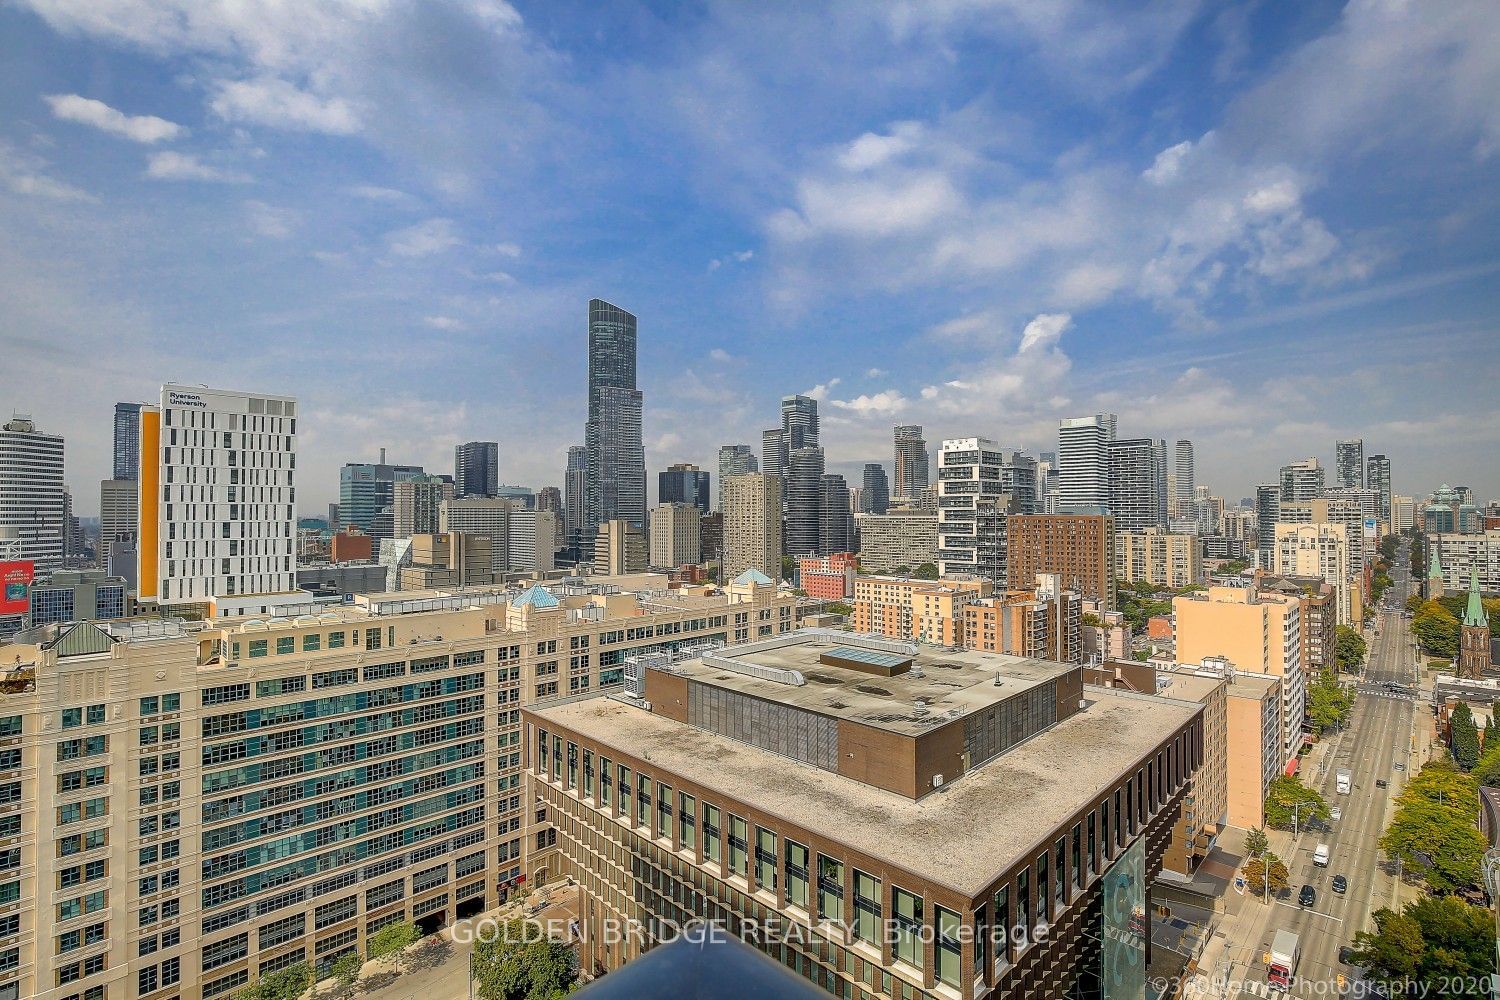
[1394,761,1405,770]
[1299,884,1317,907]
[1331,806,1342,821]
[1376,778,1388,788]
[1339,945,1355,965]
[1332,874,1348,894]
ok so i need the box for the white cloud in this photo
[44,94,185,143]
[838,121,924,171]
[708,348,736,363]
[732,249,754,262]
[492,242,522,258]
[830,390,909,416]
[865,367,885,378]
[145,151,250,182]
[0,139,95,201]
[349,184,415,204]
[1142,138,1196,185]
[477,270,516,284]
[423,315,467,331]
[708,248,755,271]
[802,379,840,401]
[210,76,361,134]
[244,200,298,239]
[385,218,461,257]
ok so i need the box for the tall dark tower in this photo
[584,299,646,533]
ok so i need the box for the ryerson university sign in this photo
[167,391,207,408]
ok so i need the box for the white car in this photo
[1330,806,1342,822]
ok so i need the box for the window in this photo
[303,634,321,652]
[656,782,672,839]
[277,636,295,655]
[853,871,881,944]
[892,887,923,969]
[936,905,963,987]
[755,828,777,892]
[728,816,748,877]
[0,716,19,737]
[785,840,809,909]
[599,757,612,807]
[1073,823,1083,889]
[703,803,720,864]
[1055,837,1066,904]
[993,884,1011,969]
[1016,870,1030,949]
[678,793,695,852]
[817,855,843,923]
[249,640,268,658]
[203,683,250,706]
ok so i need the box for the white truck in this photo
[1336,768,1352,794]
[1313,843,1330,867]
[1268,929,1300,991]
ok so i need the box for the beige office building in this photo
[852,511,938,573]
[393,477,455,539]
[648,503,701,569]
[722,474,783,584]
[440,496,514,572]
[0,572,794,1000]
[1273,522,1354,626]
[1114,528,1201,590]
[99,479,138,571]
[1393,495,1416,535]
[593,520,647,577]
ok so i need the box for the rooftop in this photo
[535,684,1199,897]
[665,632,1076,737]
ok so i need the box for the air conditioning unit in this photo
[932,774,944,788]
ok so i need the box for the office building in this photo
[716,445,757,512]
[780,394,819,450]
[99,478,139,571]
[760,429,786,480]
[699,513,723,565]
[1006,514,1115,609]
[936,438,1014,581]
[1279,458,1325,503]
[1036,451,1057,514]
[0,415,66,572]
[798,552,856,600]
[1424,484,1483,535]
[339,455,425,539]
[1273,523,1354,626]
[892,425,929,500]
[1173,440,1194,520]
[585,299,647,534]
[564,445,587,554]
[397,532,496,589]
[820,474,853,554]
[113,401,145,481]
[1254,485,1280,569]
[722,474,782,584]
[138,385,306,616]
[1335,439,1364,489]
[649,503,702,569]
[441,496,515,572]
[861,463,889,515]
[537,487,564,549]
[524,632,1201,998]
[1108,438,1167,531]
[1175,587,1305,769]
[393,475,455,538]
[27,568,130,625]
[659,464,711,515]
[1393,495,1416,534]
[1367,454,1392,527]
[453,441,499,498]
[507,510,559,574]
[961,572,1083,663]
[852,512,939,574]
[1115,528,1202,590]
[594,519,647,576]
[1056,413,1116,512]
[785,447,826,556]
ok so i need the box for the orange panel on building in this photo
[330,529,373,563]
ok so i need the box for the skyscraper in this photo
[564,445,587,551]
[0,415,65,571]
[1057,413,1116,512]
[893,424,929,499]
[1000,450,1040,514]
[937,437,1014,581]
[1255,483,1281,568]
[861,463,890,514]
[113,401,144,480]
[1336,439,1364,489]
[454,440,499,497]
[1367,453,1392,527]
[785,446,825,556]
[99,478,138,571]
[138,384,303,615]
[340,456,425,539]
[780,394,819,449]
[722,473,783,583]
[760,428,786,479]
[716,444,757,511]
[659,463,711,514]
[1109,438,1168,531]
[1174,440,1195,518]
[820,474,853,553]
[394,475,456,537]
[1279,458,1325,502]
[584,299,646,533]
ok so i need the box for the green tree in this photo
[1380,758,1485,893]
[1219,559,1252,575]
[236,962,313,1000]
[329,952,363,992]
[1243,852,1289,901]
[369,921,421,974]
[1335,625,1367,672]
[1306,668,1355,734]
[1450,702,1481,771]
[1413,600,1460,658]
[472,918,578,1000]
[1244,827,1268,858]
[823,601,852,617]
[1264,774,1330,831]
[1350,907,1425,987]
[1352,896,1494,994]
[913,562,939,580]
[1379,535,1399,562]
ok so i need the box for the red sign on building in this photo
[0,561,34,616]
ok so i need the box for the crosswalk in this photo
[1356,688,1418,701]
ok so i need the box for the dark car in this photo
[1339,945,1355,965]
[1299,884,1316,907]
[1332,874,1348,894]
[1376,778,1388,788]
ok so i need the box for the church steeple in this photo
[1428,546,1446,600]
[1465,567,1487,628]
[1458,565,1492,679]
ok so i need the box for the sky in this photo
[1,0,1498,517]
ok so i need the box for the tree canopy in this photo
[1450,702,1481,771]
[1264,774,1330,830]
[1335,625,1367,672]
[234,962,313,1000]
[1243,852,1289,899]
[1244,827,1269,858]
[472,918,578,1000]
[1413,600,1460,659]
[1352,895,1495,995]
[369,921,421,973]
[913,562,939,580]
[1379,757,1485,893]
[1306,668,1356,734]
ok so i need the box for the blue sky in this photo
[2,0,1497,515]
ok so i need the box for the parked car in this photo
[1299,884,1317,907]
[1332,874,1347,894]
[1339,945,1355,965]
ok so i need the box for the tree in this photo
[1244,827,1268,858]
[1350,907,1425,987]
[236,962,313,1000]
[329,952,363,992]
[1243,852,1289,900]
[1380,758,1486,893]
[1264,774,1331,831]
[1306,668,1355,734]
[1081,612,1103,628]
[1450,702,1481,771]
[472,918,578,1000]
[1352,896,1494,994]
[1219,559,1252,575]
[824,601,852,617]
[369,921,421,974]
[1335,625,1367,672]
[1413,600,1460,658]
[913,562,939,580]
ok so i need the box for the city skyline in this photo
[3,3,1498,513]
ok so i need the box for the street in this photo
[1211,541,1423,996]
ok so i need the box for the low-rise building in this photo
[851,575,990,645]
[798,552,856,601]
[960,573,1082,663]
[329,528,373,563]
[27,568,130,625]
[1081,600,1131,661]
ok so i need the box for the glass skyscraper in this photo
[454,440,499,497]
[113,401,144,480]
[585,300,646,532]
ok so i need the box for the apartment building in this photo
[722,474,783,585]
[1257,575,1338,675]
[961,573,1083,664]
[850,576,991,646]
[1114,528,1201,590]
[0,573,795,1000]
[1273,523,1355,626]
[797,553,856,601]
[1223,672,1282,828]
[1006,515,1115,610]
[648,504,701,570]
[523,632,1201,998]
[1432,531,1500,595]
[851,512,938,574]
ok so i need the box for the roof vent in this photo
[914,699,928,716]
[909,667,925,678]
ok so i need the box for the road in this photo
[1229,540,1421,995]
